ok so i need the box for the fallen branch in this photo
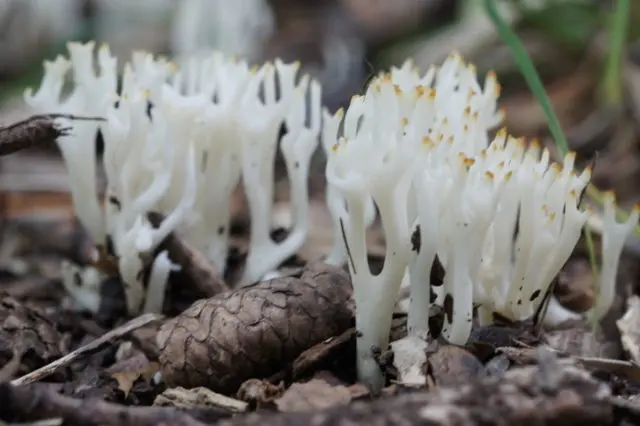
[148,212,230,298]
[0,383,206,426]
[0,114,104,156]
[0,349,615,426]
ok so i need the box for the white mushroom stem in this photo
[142,250,181,314]
[321,108,376,266]
[407,169,441,336]
[239,62,319,286]
[590,194,640,321]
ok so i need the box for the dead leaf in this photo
[428,342,485,387]
[576,357,640,381]
[346,383,370,399]
[236,379,284,408]
[108,355,160,398]
[274,378,352,413]
[544,321,620,359]
[111,371,138,398]
[0,296,64,379]
[497,345,640,382]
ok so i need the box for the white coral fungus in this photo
[325,53,602,391]
[27,42,321,314]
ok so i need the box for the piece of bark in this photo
[0,383,207,426]
[0,114,103,157]
[154,386,248,415]
[269,315,413,386]
[274,378,353,413]
[147,212,229,298]
[217,352,612,426]
[277,328,356,383]
[157,263,354,394]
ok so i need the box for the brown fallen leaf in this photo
[543,321,621,359]
[466,319,540,362]
[236,379,284,409]
[0,296,65,379]
[427,342,485,387]
[108,353,160,398]
[111,371,139,399]
[274,378,352,413]
[157,262,354,394]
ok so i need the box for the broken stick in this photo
[0,114,104,156]
[11,313,162,386]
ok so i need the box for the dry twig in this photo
[0,383,207,426]
[0,114,104,156]
[148,212,230,297]
[11,313,162,385]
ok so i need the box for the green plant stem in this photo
[484,0,569,155]
[484,0,640,240]
[483,0,621,283]
[601,0,630,105]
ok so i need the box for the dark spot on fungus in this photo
[444,293,454,324]
[411,225,421,252]
[430,287,437,303]
[430,255,445,287]
[217,226,225,235]
[530,290,541,302]
[356,330,363,338]
[108,195,121,210]
[106,236,116,257]
[73,271,82,287]
[371,345,382,358]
